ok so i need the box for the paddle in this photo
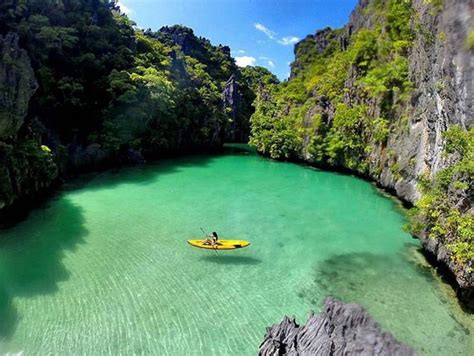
[200,227,218,255]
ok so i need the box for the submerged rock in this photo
[259,298,416,356]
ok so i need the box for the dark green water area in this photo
[0,145,472,354]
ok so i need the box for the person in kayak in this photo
[204,231,219,246]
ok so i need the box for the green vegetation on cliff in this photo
[0,1,241,152]
[0,0,263,209]
[249,0,473,279]
[408,126,474,268]
[467,29,474,51]
[0,139,57,207]
[250,0,413,174]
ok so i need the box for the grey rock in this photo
[259,298,417,356]
[223,74,240,114]
[348,0,376,34]
[370,0,473,290]
[0,32,38,139]
[380,0,474,203]
[223,74,243,141]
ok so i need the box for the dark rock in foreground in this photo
[259,298,416,356]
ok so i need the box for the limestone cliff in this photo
[290,0,473,203]
[377,0,473,202]
[0,33,37,139]
[0,33,57,211]
[250,0,473,299]
[0,12,256,215]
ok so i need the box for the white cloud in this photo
[254,23,299,46]
[267,60,275,68]
[259,56,269,60]
[255,23,276,40]
[236,56,256,67]
[278,36,300,45]
[237,49,246,54]
[117,0,132,15]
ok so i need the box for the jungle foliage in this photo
[249,0,413,175]
[0,0,258,170]
[408,126,474,268]
[0,0,271,210]
[249,0,472,268]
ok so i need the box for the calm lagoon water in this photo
[0,145,472,355]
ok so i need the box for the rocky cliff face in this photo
[223,74,243,141]
[259,298,416,356]
[0,33,57,211]
[251,0,473,300]
[0,33,37,139]
[354,0,473,297]
[293,0,473,204]
[377,0,473,202]
[381,1,474,299]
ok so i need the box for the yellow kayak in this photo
[187,239,250,250]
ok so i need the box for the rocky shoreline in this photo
[259,298,416,356]
[251,0,473,308]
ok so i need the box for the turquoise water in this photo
[0,145,472,355]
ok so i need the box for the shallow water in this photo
[0,145,472,355]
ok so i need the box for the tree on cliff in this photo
[0,1,260,211]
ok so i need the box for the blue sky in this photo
[117,0,358,80]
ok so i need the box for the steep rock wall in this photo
[250,0,473,298]
[0,33,37,139]
[378,0,473,202]
[293,0,473,203]
[0,33,57,211]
